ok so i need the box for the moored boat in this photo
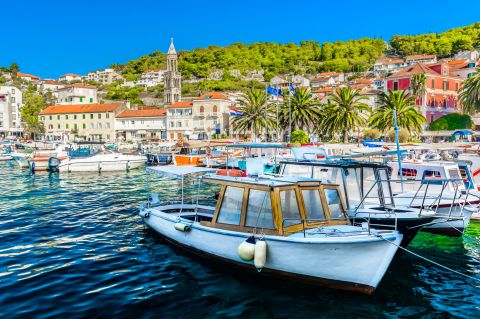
[53,151,145,172]
[140,167,402,294]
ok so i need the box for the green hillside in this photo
[390,22,480,57]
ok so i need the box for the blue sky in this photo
[2,0,479,78]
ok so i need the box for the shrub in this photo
[290,130,310,144]
[429,113,474,131]
[363,128,381,140]
[388,128,410,143]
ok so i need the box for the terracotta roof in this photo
[43,80,63,85]
[312,76,333,82]
[17,72,40,79]
[143,69,162,73]
[39,103,122,115]
[406,54,436,60]
[58,83,97,90]
[195,92,229,101]
[313,87,334,93]
[350,78,373,85]
[167,101,193,108]
[60,73,82,77]
[317,72,342,76]
[375,57,405,64]
[388,63,439,78]
[116,109,166,118]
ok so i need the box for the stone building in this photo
[0,86,23,139]
[115,108,167,141]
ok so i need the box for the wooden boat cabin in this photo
[201,175,349,235]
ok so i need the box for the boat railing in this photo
[58,158,145,172]
[281,218,395,237]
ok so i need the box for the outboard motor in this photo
[47,157,61,172]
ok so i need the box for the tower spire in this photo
[168,37,176,55]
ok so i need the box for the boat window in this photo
[245,190,274,229]
[301,190,325,220]
[282,164,311,178]
[312,167,334,182]
[448,168,461,180]
[422,170,441,179]
[362,167,378,199]
[217,186,243,225]
[344,168,361,205]
[280,190,302,227]
[324,189,343,219]
[400,168,417,180]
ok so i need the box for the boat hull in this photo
[59,159,145,172]
[173,155,205,166]
[141,208,402,294]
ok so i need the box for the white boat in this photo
[140,166,402,294]
[0,154,12,161]
[388,161,478,236]
[55,151,145,172]
[279,160,437,246]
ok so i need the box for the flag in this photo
[229,107,243,116]
[267,86,282,96]
[289,84,297,97]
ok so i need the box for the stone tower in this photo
[164,38,181,105]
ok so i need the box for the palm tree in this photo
[369,90,426,133]
[410,73,426,104]
[279,87,321,134]
[232,89,275,140]
[459,67,480,115]
[320,87,371,143]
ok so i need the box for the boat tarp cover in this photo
[453,130,473,136]
[146,166,216,178]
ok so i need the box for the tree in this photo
[410,73,426,103]
[231,89,275,139]
[21,92,46,138]
[459,67,480,115]
[362,128,382,140]
[320,87,370,143]
[279,87,321,134]
[290,130,310,144]
[429,113,474,131]
[387,128,410,143]
[369,90,426,133]
[9,62,19,75]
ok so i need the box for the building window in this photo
[90,114,94,119]
[200,105,205,113]
[170,121,174,127]
[66,124,69,129]
[83,114,86,119]
[177,121,182,127]
[106,123,110,129]
[455,83,459,91]
[80,98,83,102]
[443,81,448,91]
[57,124,60,129]
[74,124,78,129]
[90,123,94,129]
[49,116,52,120]
[106,113,110,119]
[98,114,101,119]
[431,79,435,88]
[393,82,398,90]
[66,115,69,120]
[89,98,93,103]
[131,120,135,125]
[11,97,15,103]
[74,115,77,119]
[83,123,86,129]
[57,115,60,120]
[213,105,218,113]
[48,124,53,129]
[98,123,102,129]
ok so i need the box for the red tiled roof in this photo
[167,101,193,108]
[317,72,342,76]
[143,69,162,73]
[60,73,82,78]
[313,87,334,93]
[312,76,332,82]
[43,80,63,85]
[116,109,166,118]
[58,83,97,90]
[350,78,373,85]
[388,63,440,78]
[17,72,40,80]
[375,57,405,65]
[39,103,122,115]
[405,54,436,60]
[195,92,229,100]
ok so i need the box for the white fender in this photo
[237,236,256,261]
[174,223,191,232]
[254,239,267,270]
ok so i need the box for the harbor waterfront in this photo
[0,161,479,318]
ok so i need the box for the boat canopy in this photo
[453,130,473,136]
[147,166,216,178]
[226,143,289,149]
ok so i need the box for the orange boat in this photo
[172,140,234,167]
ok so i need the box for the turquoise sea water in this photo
[0,161,479,318]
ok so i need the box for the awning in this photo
[146,166,216,178]
[453,130,473,136]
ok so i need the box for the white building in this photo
[84,68,123,84]
[310,76,336,89]
[270,75,310,89]
[0,86,23,138]
[59,73,83,82]
[191,92,233,140]
[121,69,167,88]
[115,108,166,141]
[454,50,479,62]
[40,79,65,92]
[16,72,40,83]
[373,57,406,74]
[405,54,437,65]
[57,83,97,105]
[166,101,193,140]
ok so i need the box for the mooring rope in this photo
[378,234,480,284]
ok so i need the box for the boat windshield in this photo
[280,189,302,227]
[245,190,274,229]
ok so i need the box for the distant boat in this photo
[51,151,145,172]
[139,167,402,294]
